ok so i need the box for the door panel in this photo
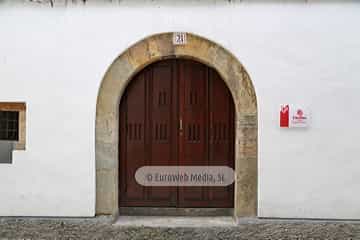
[119,73,146,202]
[207,68,234,207]
[147,61,177,205]
[178,60,209,207]
[119,60,177,206]
[119,59,234,208]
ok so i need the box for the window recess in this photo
[0,102,26,152]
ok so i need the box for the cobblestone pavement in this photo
[1,216,360,240]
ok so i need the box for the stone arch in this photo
[96,32,257,217]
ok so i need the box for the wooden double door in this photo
[119,59,234,208]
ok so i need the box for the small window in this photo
[0,103,25,164]
[0,110,19,141]
[0,102,26,151]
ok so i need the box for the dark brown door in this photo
[119,59,234,208]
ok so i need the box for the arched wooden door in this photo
[119,59,234,208]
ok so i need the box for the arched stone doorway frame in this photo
[96,32,257,217]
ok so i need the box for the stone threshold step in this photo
[114,216,237,228]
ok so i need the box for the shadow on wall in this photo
[0,141,14,164]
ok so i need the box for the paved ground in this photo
[1,216,360,240]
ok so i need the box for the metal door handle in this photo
[179,118,183,131]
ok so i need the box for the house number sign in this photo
[173,32,187,45]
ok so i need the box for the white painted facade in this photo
[0,1,359,219]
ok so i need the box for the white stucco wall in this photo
[0,1,359,218]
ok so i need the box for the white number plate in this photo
[173,32,187,45]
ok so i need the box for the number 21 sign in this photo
[173,32,187,45]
